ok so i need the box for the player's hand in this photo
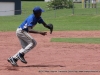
[40,32,47,36]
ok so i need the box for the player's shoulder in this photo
[26,14,34,20]
[28,14,34,18]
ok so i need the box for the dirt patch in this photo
[0,31,100,75]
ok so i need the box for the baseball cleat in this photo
[7,57,18,67]
[17,53,27,64]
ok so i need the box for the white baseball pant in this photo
[13,28,37,59]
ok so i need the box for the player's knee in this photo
[33,39,37,46]
[31,39,37,49]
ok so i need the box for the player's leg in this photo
[18,31,37,63]
[16,29,37,63]
[7,29,23,66]
[17,39,28,63]
[7,57,18,67]
[12,38,28,63]
[18,31,37,54]
[7,28,28,66]
[13,29,29,63]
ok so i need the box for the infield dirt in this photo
[0,31,100,75]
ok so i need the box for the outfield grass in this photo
[51,38,100,44]
[0,1,100,31]
[1,1,100,44]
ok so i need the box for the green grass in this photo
[1,1,100,44]
[0,1,100,31]
[51,38,100,44]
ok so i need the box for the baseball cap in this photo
[33,6,44,13]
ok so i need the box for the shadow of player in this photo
[5,66,19,71]
[20,65,65,67]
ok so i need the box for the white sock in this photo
[12,48,23,59]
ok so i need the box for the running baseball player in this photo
[7,6,53,66]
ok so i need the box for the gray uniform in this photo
[13,28,37,59]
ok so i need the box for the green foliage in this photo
[47,0,73,9]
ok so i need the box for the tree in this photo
[47,0,73,9]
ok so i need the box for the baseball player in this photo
[7,6,53,66]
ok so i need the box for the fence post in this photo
[82,0,84,8]
[72,1,74,15]
[85,0,87,8]
[96,3,97,14]
[54,6,56,18]
[88,0,90,8]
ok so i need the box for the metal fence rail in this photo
[0,2,100,17]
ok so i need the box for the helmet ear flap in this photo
[33,10,37,15]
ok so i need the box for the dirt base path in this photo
[0,31,100,75]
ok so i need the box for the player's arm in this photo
[42,22,49,28]
[42,22,53,34]
[28,26,47,36]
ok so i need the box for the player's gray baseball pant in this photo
[13,28,37,59]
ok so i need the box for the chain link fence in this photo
[0,1,100,18]
[43,2,100,18]
[73,1,100,15]
[44,1,100,18]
